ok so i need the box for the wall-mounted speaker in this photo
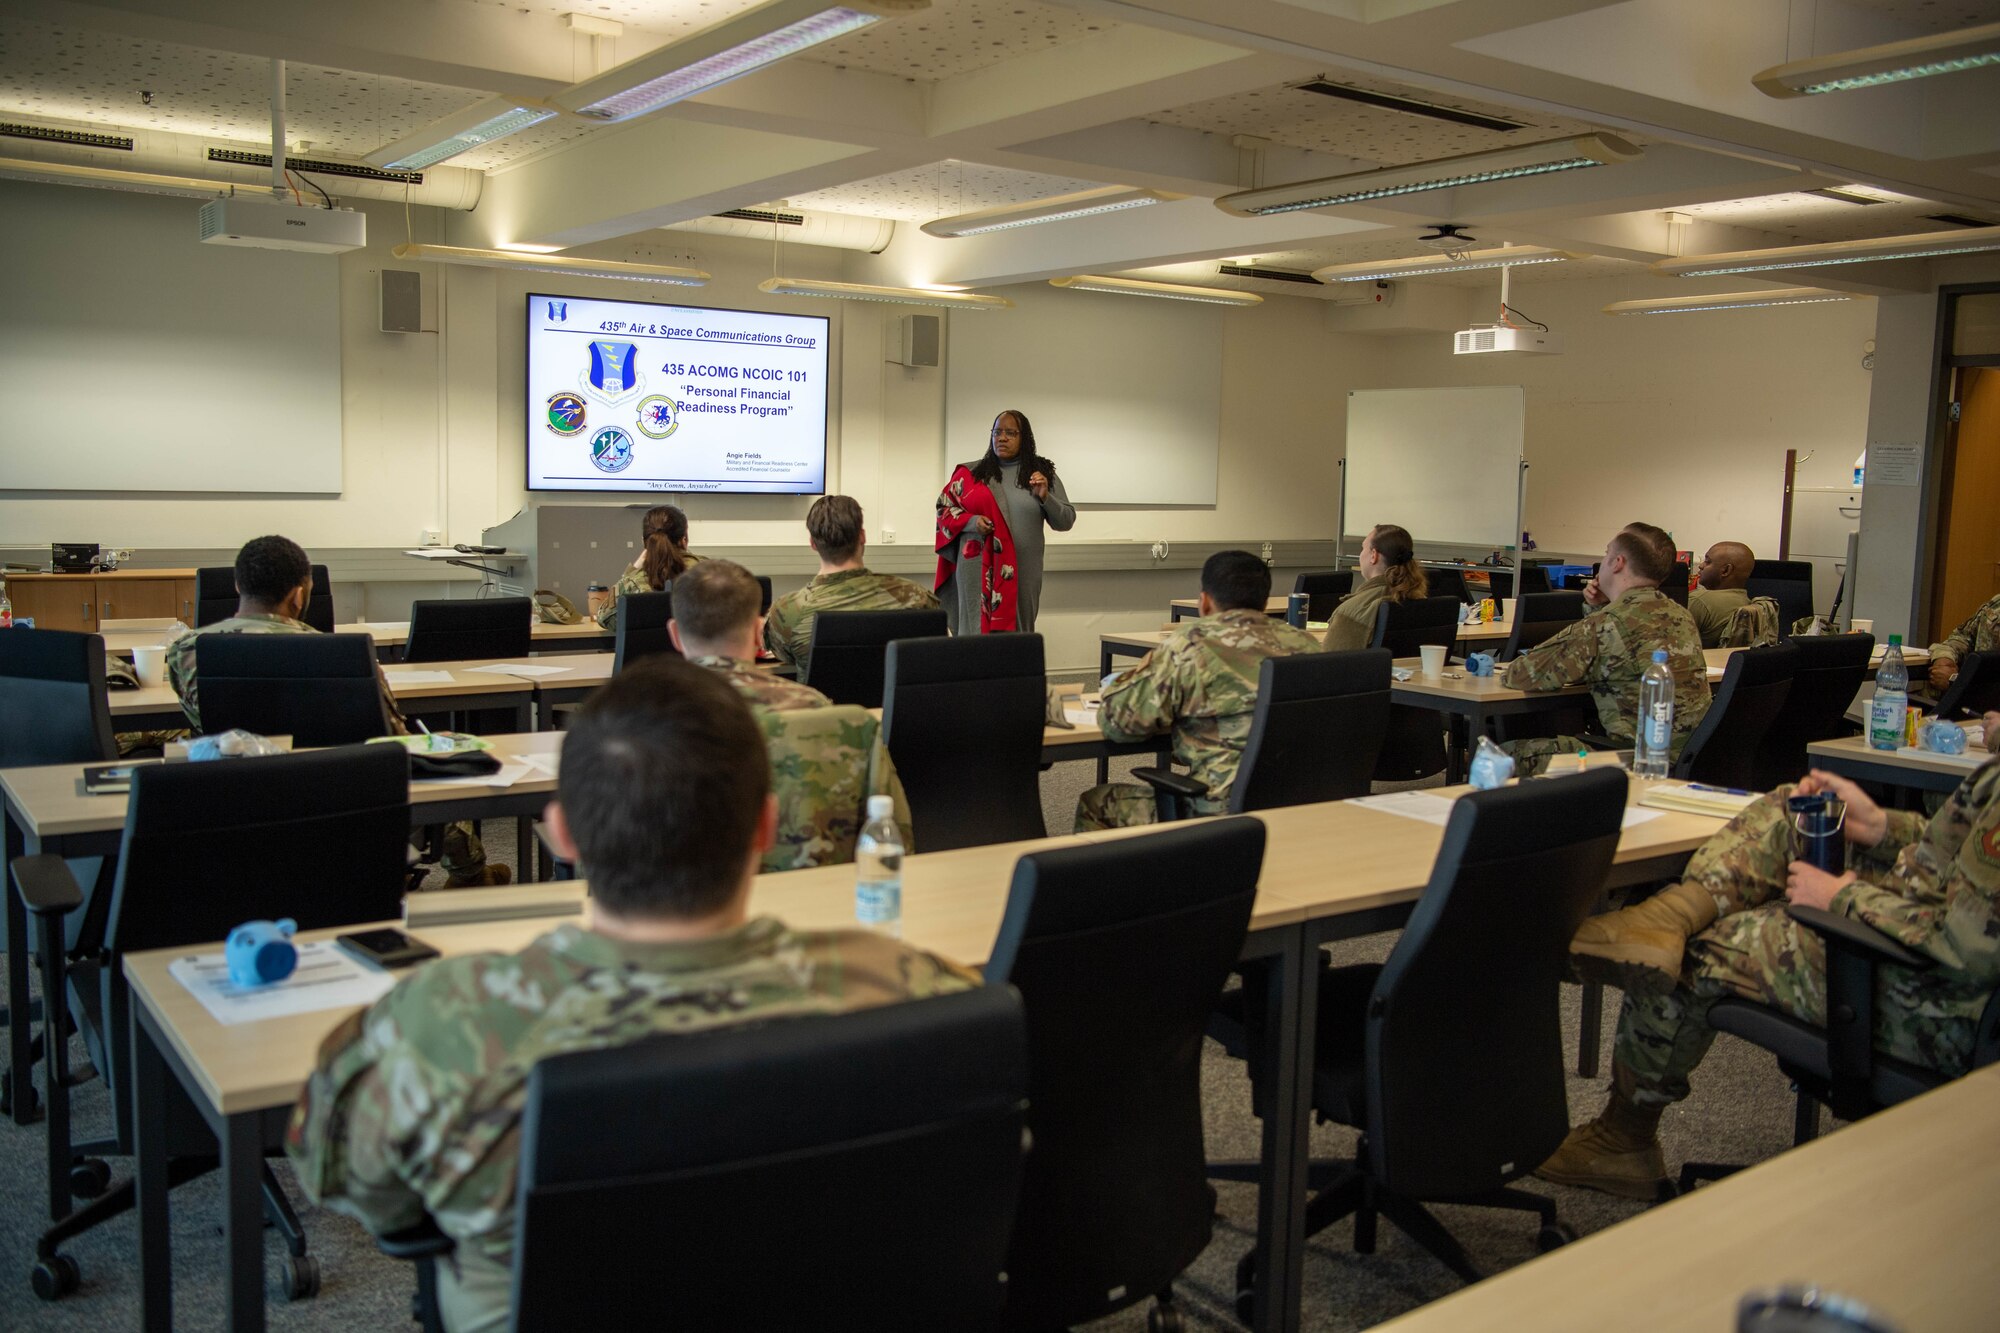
[380,268,422,333]
[891,313,940,367]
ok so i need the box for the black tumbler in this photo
[1787,793,1846,874]
[1287,592,1307,628]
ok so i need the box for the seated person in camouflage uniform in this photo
[168,535,503,887]
[286,658,973,1332]
[1076,550,1324,831]
[1685,540,1755,649]
[669,558,832,712]
[1498,522,1710,777]
[1539,758,2000,1199]
[763,494,940,674]
[595,504,700,630]
[1927,591,2000,696]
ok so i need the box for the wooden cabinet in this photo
[9,577,97,632]
[174,578,197,626]
[98,578,179,622]
[5,569,199,631]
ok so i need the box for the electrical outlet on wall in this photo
[882,527,897,543]
[421,529,443,547]
[1260,542,1273,562]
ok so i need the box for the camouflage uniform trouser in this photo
[1074,782,1161,833]
[1617,786,1977,1109]
[1500,735,1595,778]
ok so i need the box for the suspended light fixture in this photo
[1753,21,2000,97]
[757,277,1012,309]
[392,243,709,285]
[1215,134,1639,217]
[1049,275,1263,306]
[1313,246,1575,283]
[921,186,1177,238]
[0,156,223,198]
[365,98,557,172]
[1652,225,2000,277]
[1602,288,1860,315]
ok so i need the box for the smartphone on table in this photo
[335,928,441,969]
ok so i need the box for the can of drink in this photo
[1287,592,1308,628]
[1480,597,1496,623]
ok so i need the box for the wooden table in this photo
[118,776,1724,1333]
[108,659,553,734]
[1373,1062,2000,1333]
[1157,605,1515,640]
[1806,732,1991,795]
[98,619,613,661]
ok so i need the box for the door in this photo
[10,579,96,632]
[99,577,179,623]
[1930,365,2000,635]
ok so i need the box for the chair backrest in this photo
[1747,560,1816,638]
[1937,650,2000,720]
[195,633,392,745]
[1499,591,1587,662]
[195,563,333,631]
[883,634,1045,851]
[403,596,532,663]
[1517,565,1553,597]
[612,590,677,672]
[802,608,950,709]
[1425,568,1469,604]
[511,986,1029,1333]
[757,703,904,870]
[754,574,773,615]
[0,628,116,766]
[1293,569,1354,622]
[1673,643,1797,786]
[1364,769,1627,1199]
[1753,633,1874,790]
[1661,561,1691,607]
[302,564,335,633]
[1230,649,1392,812]
[1370,596,1461,657]
[1717,596,1782,648]
[985,819,1264,1330]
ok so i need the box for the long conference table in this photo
[110,773,1724,1333]
[98,618,614,660]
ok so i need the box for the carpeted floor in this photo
[0,754,1816,1331]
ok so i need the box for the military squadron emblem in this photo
[588,426,635,473]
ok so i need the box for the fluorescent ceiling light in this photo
[921,186,1177,238]
[0,156,222,198]
[392,243,709,286]
[364,98,557,171]
[1215,134,1639,217]
[1313,246,1575,283]
[553,0,928,123]
[1049,276,1263,307]
[1653,225,2000,277]
[756,277,1011,309]
[1753,21,2000,96]
[1603,287,1860,315]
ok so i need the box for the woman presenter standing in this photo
[935,409,1076,633]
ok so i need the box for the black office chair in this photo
[196,634,392,744]
[802,608,949,709]
[1661,561,1691,608]
[754,574,773,615]
[403,597,532,663]
[612,590,677,672]
[1233,770,1627,1308]
[1671,643,1795,787]
[1517,565,1553,597]
[1753,633,1873,790]
[882,634,1045,850]
[1293,570,1354,622]
[385,986,1031,1333]
[1498,591,1587,663]
[11,744,411,1301]
[1371,596,1460,782]
[1680,904,2000,1192]
[1747,560,1816,638]
[195,564,332,631]
[1936,650,2000,720]
[985,819,1264,1333]
[1134,650,1392,822]
[1426,568,1469,604]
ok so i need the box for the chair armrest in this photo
[1131,767,1208,800]
[1785,904,1932,972]
[532,821,576,881]
[374,1217,455,1261]
[11,854,84,918]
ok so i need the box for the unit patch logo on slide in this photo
[588,426,635,473]
[635,395,679,439]
[581,340,644,407]
[545,392,587,436]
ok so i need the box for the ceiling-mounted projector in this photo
[198,197,366,253]
[1454,323,1563,355]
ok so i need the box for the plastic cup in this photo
[1419,645,1447,677]
[132,645,167,686]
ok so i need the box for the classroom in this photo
[2,2,1998,1331]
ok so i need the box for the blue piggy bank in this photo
[226,918,299,987]
[1466,652,1496,677]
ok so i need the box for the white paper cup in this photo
[1419,645,1447,677]
[1851,618,1873,635]
[132,645,167,686]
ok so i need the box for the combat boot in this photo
[1535,1068,1671,1201]
[1567,880,1718,995]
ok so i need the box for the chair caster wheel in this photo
[1536,1221,1577,1253]
[277,1254,321,1301]
[1234,1251,1258,1327]
[70,1158,112,1198]
[32,1254,81,1300]
[1148,1300,1186,1333]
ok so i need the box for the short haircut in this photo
[805,494,864,563]
[1610,522,1676,584]
[1201,549,1272,611]
[234,535,311,605]
[557,657,769,920]
[671,558,762,647]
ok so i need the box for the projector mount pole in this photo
[269,59,287,199]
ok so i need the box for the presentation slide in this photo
[525,293,829,494]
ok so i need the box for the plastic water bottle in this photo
[0,577,12,629]
[1634,648,1674,778]
[854,794,903,938]
[1868,636,1908,752]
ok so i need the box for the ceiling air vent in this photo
[207,148,422,185]
[1218,264,1323,285]
[1925,212,1994,229]
[1291,81,1526,133]
[2,123,133,150]
[715,208,805,226]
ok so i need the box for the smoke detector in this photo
[1417,225,1478,253]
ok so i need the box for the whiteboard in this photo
[943,281,1220,504]
[0,180,342,494]
[1343,387,1523,549]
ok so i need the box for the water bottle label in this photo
[1868,694,1906,750]
[856,880,901,926]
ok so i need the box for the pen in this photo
[1688,783,1752,796]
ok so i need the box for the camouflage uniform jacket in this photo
[593,552,701,629]
[165,612,405,735]
[286,918,975,1332]
[1930,592,2000,666]
[1686,586,1748,649]
[757,704,913,870]
[1100,608,1325,814]
[1498,587,1709,749]
[763,567,941,672]
[690,654,833,712]
[1716,596,1781,649]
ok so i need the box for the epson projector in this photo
[198,197,366,254]
[1453,324,1563,356]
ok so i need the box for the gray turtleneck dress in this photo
[940,456,1076,634]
